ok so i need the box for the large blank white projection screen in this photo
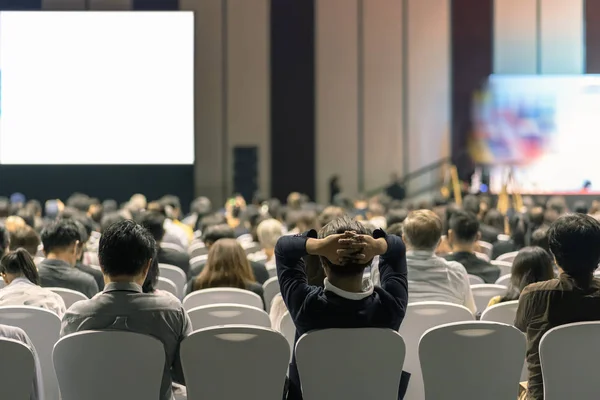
[0,12,194,165]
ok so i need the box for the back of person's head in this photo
[99,219,156,278]
[66,193,91,213]
[509,213,529,249]
[318,206,345,228]
[25,200,42,217]
[0,198,9,219]
[160,195,182,219]
[142,257,160,293]
[140,212,166,242]
[287,192,303,211]
[41,219,80,255]
[544,196,567,224]
[257,219,284,250]
[102,199,118,214]
[194,238,255,291]
[528,206,545,229]
[574,200,589,214]
[548,214,600,282]
[100,212,127,233]
[386,222,403,236]
[202,224,235,246]
[128,193,147,212]
[16,208,35,229]
[502,246,554,302]
[264,198,283,221]
[10,227,40,257]
[0,248,40,285]
[386,208,409,227]
[483,209,504,232]
[443,203,461,235]
[4,216,25,234]
[198,213,227,234]
[402,210,442,251]
[448,210,480,244]
[296,209,319,232]
[0,226,9,260]
[318,215,372,277]
[190,196,212,218]
[462,194,481,216]
[531,225,550,252]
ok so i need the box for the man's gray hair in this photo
[257,218,284,249]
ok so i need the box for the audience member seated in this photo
[72,220,104,291]
[487,246,555,307]
[38,220,99,298]
[9,226,40,257]
[186,238,265,306]
[190,224,269,283]
[141,212,190,276]
[530,226,550,253]
[574,200,588,214]
[182,196,212,229]
[225,195,250,238]
[403,210,476,314]
[276,215,409,400]
[142,257,180,302]
[255,218,284,274]
[386,208,409,229]
[0,323,43,400]
[61,220,192,400]
[516,214,600,400]
[196,213,227,237]
[160,194,194,244]
[0,249,66,316]
[318,206,345,228]
[444,210,500,283]
[491,213,529,260]
[543,196,567,225]
[4,216,26,234]
[367,202,387,229]
[480,208,504,244]
[435,203,461,255]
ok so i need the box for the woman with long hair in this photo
[0,248,66,316]
[190,239,264,305]
[488,246,555,307]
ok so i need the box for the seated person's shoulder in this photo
[520,278,559,297]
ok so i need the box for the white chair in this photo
[48,287,88,308]
[0,337,36,399]
[54,331,165,400]
[492,260,513,276]
[278,311,296,360]
[158,264,187,298]
[0,279,5,289]
[0,306,61,400]
[187,304,271,330]
[470,284,508,313]
[156,277,178,297]
[262,277,280,312]
[181,325,290,400]
[480,300,519,325]
[477,241,493,258]
[475,251,491,262]
[161,241,186,253]
[497,251,519,263]
[495,273,511,287]
[296,328,405,400]
[468,274,485,285]
[189,254,208,269]
[399,301,475,400]
[188,241,206,254]
[183,288,263,311]
[420,321,526,400]
[540,321,600,399]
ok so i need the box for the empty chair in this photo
[48,287,88,308]
[262,277,280,312]
[0,337,36,399]
[540,321,600,400]
[181,325,290,400]
[470,284,508,313]
[399,301,475,400]
[183,288,263,311]
[468,274,485,285]
[497,251,518,263]
[278,311,295,360]
[477,241,493,258]
[296,328,405,400]
[54,331,165,400]
[187,304,271,330]
[492,260,513,276]
[495,274,511,287]
[480,300,519,325]
[0,306,61,400]
[420,321,526,400]
[156,277,178,298]
[158,264,186,298]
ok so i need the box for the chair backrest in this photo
[491,260,513,276]
[0,337,36,399]
[540,321,600,399]
[156,277,178,298]
[48,287,88,308]
[189,242,207,258]
[278,311,295,361]
[468,274,485,285]
[160,241,186,253]
[470,284,508,313]
[480,300,519,325]
[188,304,270,330]
[189,254,208,270]
[477,241,493,258]
[0,279,5,289]
[53,331,165,400]
[496,251,518,264]
[0,306,61,400]
[158,264,187,298]
[296,328,405,400]
[495,274,512,286]
[183,288,263,311]
[181,325,290,400]
[420,321,526,400]
[399,301,475,400]
[262,277,280,312]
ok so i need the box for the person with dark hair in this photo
[100,212,126,233]
[435,203,461,255]
[530,225,550,253]
[141,212,190,276]
[318,206,345,228]
[573,200,588,214]
[196,213,228,235]
[71,219,105,291]
[276,215,409,400]
[516,214,600,400]
[488,246,554,307]
[16,208,35,230]
[61,219,192,400]
[9,226,40,257]
[480,208,504,244]
[160,194,194,245]
[182,196,212,229]
[462,194,481,217]
[385,173,406,201]
[386,208,409,228]
[38,219,99,298]
[491,213,529,260]
[443,210,500,283]
[0,248,66,316]
[0,197,10,220]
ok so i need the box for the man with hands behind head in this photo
[275,215,409,400]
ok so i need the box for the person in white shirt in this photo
[0,249,66,317]
[403,209,476,314]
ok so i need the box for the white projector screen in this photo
[0,11,194,165]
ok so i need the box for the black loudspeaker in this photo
[233,146,258,201]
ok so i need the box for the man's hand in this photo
[306,231,387,265]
